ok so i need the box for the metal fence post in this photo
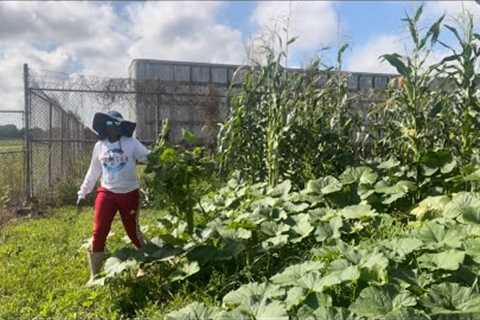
[155,93,160,139]
[48,103,52,188]
[23,64,31,200]
[60,111,64,176]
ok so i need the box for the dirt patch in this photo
[0,208,16,228]
[0,202,46,229]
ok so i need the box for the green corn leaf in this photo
[414,4,424,23]
[337,43,349,69]
[420,15,444,49]
[445,25,463,45]
[381,54,409,76]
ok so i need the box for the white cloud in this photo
[425,1,480,21]
[346,34,405,74]
[0,1,247,125]
[126,2,245,64]
[346,32,453,74]
[0,2,128,111]
[250,1,338,64]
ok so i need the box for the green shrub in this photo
[143,120,216,234]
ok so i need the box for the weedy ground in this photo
[0,207,202,320]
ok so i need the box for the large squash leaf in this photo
[351,285,416,318]
[421,282,480,315]
[340,204,377,220]
[417,250,465,271]
[165,302,220,320]
[339,166,370,185]
[306,176,342,195]
[410,196,450,220]
[223,282,288,320]
[442,192,480,220]
[414,221,464,250]
[271,261,325,286]
[298,265,360,293]
[386,238,423,261]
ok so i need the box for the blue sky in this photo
[111,1,479,71]
[215,1,410,49]
[0,0,479,123]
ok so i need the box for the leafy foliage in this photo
[144,120,216,234]
[218,38,360,188]
[4,5,480,320]
[95,162,480,318]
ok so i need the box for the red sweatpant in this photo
[91,187,144,252]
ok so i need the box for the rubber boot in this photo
[135,242,146,278]
[86,251,104,287]
[134,226,146,278]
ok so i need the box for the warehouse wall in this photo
[129,59,395,144]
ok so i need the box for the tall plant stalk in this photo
[380,5,445,165]
[439,12,480,163]
[218,32,358,188]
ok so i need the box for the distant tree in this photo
[0,125,23,139]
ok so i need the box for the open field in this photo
[0,139,23,153]
[0,149,24,206]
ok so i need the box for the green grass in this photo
[0,206,195,320]
[0,139,23,153]
[0,151,24,206]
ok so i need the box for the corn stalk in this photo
[379,5,445,166]
[438,12,480,163]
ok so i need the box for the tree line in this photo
[0,125,24,139]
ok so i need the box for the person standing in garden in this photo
[76,111,150,286]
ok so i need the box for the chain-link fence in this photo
[27,89,96,202]
[24,64,224,203]
[0,111,25,206]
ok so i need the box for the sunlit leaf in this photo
[169,260,201,282]
[271,261,325,286]
[340,204,377,220]
[351,285,416,317]
[165,302,220,320]
[421,282,480,315]
[418,250,465,271]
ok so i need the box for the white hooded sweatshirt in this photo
[78,136,150,200]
